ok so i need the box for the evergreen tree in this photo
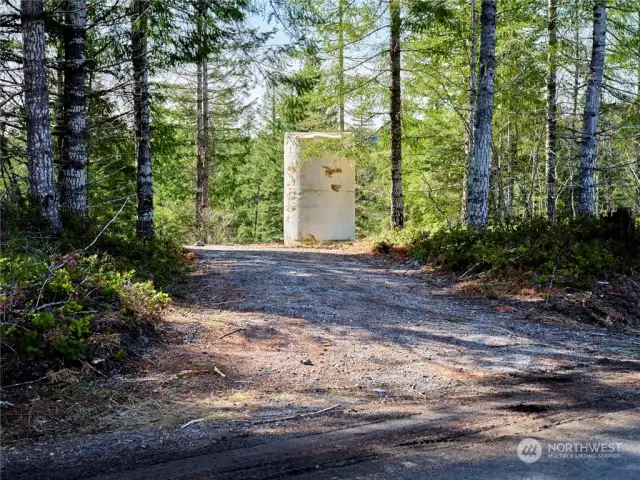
[466,0,496,227]
[131,0,154,237]
[578,0,607,216]
[21,0,62,231]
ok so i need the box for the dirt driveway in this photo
[3,245,640,479]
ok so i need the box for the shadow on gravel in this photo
[4,247,639,480]
[6,403,640,480]
[191,247,640,410]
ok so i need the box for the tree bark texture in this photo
[389,0,404,229]
[60,0,88,217]
[21,0,62,231]
[55,23,64,164]
[131,0,154,236]
[578,0,606,216]
[466,0,496,227]
[546,0,557,222]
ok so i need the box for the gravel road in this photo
[3,245,639,479]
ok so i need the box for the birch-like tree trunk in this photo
[131,0,154,236]
[466,0,496,227]
[59,0,88,217]
[545,0,557,222]
[578,0,606,216]
[461,0,478,223]
[21,0,62,231]
[389,0,404,229]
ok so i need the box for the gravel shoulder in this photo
[2,245,639,479]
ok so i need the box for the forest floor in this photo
[3,245,640,479]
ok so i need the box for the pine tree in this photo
[21,0,62,230]
[389,0,404,229]
[131,0,154,236]
[578,0,606,216]
[195,0,211,243]
[59,0,88,217]
[466,0,496,227]
[545,0,557,222]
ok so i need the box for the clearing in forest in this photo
[3,245,640,479]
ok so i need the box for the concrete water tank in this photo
[284,132,355,246]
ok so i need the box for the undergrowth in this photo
[374,216,640,289]
[0,205,190,384]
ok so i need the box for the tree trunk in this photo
[131,0,154,237]
[389,0,404,229]
[59,0,88,217]
[195,60,202,230]
[338,0,345,132]
[490,141,504,221]
[506,120,516,216]
[21,0,62,231]
[0,122,20,198]
[461,0,478,223]
[569,0,581,218]
[466,0,496,227]
[195,57,211,242]
[635,151,640,215]
[546,0,557,222]
[55,19,64,165]
[636,6,640,215]
[578,0,606,217]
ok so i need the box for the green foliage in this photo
[408,217,640,288]
[371,225,425,254]
[93,234,187,291]
[0,217,182,382]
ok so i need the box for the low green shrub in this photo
[92,234,187,291]
[408,217,639,288]
[0,209,184,382]
[1,248,171,380]
[371,225,425,254]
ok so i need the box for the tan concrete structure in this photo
[284,132,355,246]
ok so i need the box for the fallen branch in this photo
[1,376,47,389]
[33,199,129,310]
[218,327,245,339]
[84,197,129,251]
[458,263,479,280]
[83,362,107,377]
[214,366,227,378]
[180,418,205,429]
[253,404,341,425]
